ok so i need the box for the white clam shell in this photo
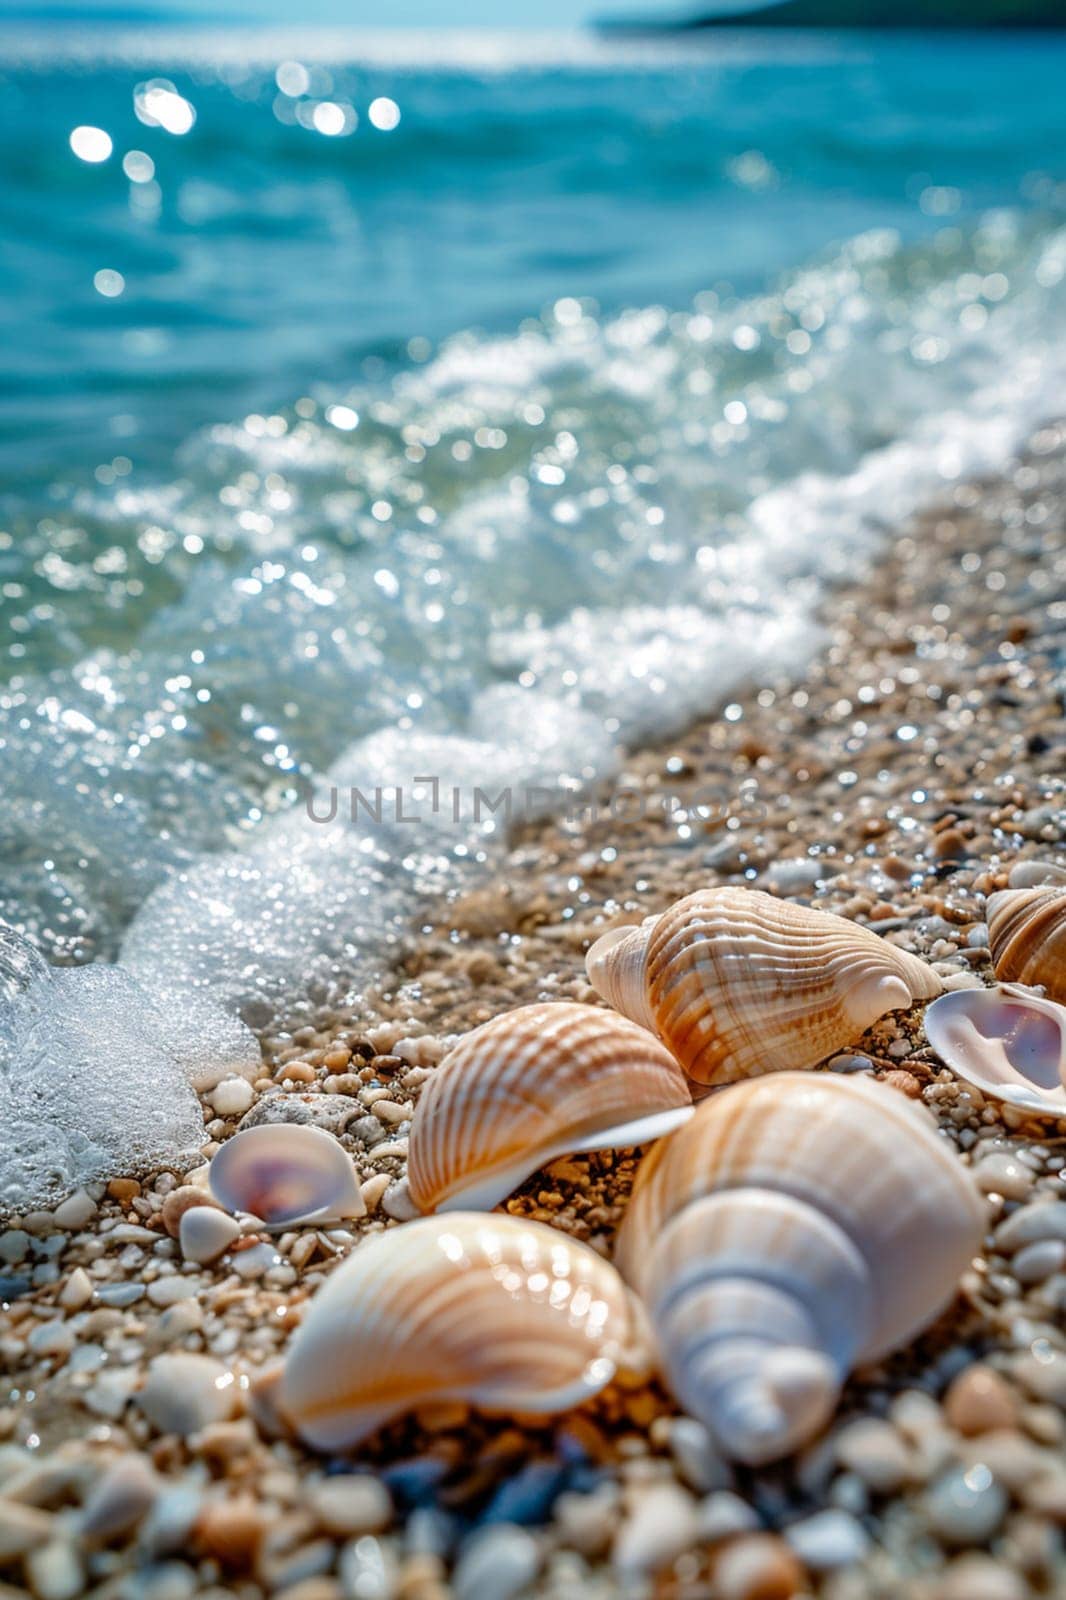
[208,1123,366,1227]
[925,985,1066,1118]
[586,888,942,1086]
[615,1072,984,1465]
[276,1212,650,1452]
[407,1001,692,1213]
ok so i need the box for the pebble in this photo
[712,1533,806,1600]
[552,1487,618,1559]
[995,1200,1066,1252]
[1012,1237,1066,1284]
[696,1490,760,1543]
[308,1475,393,1538]
[925,1464,1008,1544]
[973,1152,1034,1200]
[195,1495,263,1567]
[833,1418,911,1493]
[784,1509,870,1571]
[146,1275,200,1308]
[612,1482,699,1576]
[934,1552,1029,1600]
[0,1497,52,1559]
[338,1533,397,1600]
[1007,859,1066,888]
[52,1190,97,1230]
[179,1206,240,1265]
[57,1266,94,1311]
[943,1366,1019,1435]
[136,1353,240,1437]
[79,1454,159,1541]
[161,1186,223,1240]
[666,1415,732,1492]
[0,1230,30,1265]
[452,1525,540,1600]
[24,1537,84,1600]
[238,1093,360,1137]
[207,1077,256,1118]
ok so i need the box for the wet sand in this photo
[1,422,1064,1600]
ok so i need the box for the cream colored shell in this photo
[587,888,942,1086]
[986,887,1066,1001]
[615,1071,984,1464]
[407,1002,693,1213]
[925,984,1066,1118]
[278,1213,650,1451]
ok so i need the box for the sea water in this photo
[1,25,1065,1029]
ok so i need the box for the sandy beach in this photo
[2,420,1064,1600]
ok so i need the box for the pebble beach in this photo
[2,420,1064,1600]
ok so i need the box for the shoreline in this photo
[1,420,1064,1600]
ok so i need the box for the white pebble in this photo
[179,1206,240,1265]
[136,1353,240,1436]
[207,1077,255,1118]
[784,1509,870,1570]
[52,1190,97,1230]
[973,1152,1033,1200]
[146,1275,199,1308]
[995,1200,1066,1253]
[612,1482,699,1576]
[57,1267,94,1311]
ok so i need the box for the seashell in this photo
[407,1001,693,1213]
[925,985,1066,1118]
[587,888,942,1086]
[209,1123,366,1228]
[986,887,1066,1000]
[614,1071,983,1465]
[276,1212,650,1451]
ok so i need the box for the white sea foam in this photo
[2,217,1064,1141]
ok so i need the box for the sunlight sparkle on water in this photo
[368,97,401,132]
[69,126,112,163]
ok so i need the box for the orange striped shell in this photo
[407,1002,692,1212]
[278,1213,650,1451]
[587,888,942,1087]
[986,887,1066,1001]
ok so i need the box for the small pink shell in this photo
[924,985,1066,1118]
[209,1124,366,1226]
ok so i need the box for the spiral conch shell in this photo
[615,1072,984,1465]
[407,1002,693,1213]
[986,887,1066,1001]
[925,985,1066,1118]
[587,888,943,1086]
[276,1213,650,1451]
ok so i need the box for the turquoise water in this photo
[1,28,1064,1016]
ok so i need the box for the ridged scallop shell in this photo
[407,1002,693,1213]
[986,887,1066,1001]
[209,1124,366,1227]
[925,985,1066,1117]
[615,1071,983,1464]
[277,1213,650,1451]
[587,888,942,1086]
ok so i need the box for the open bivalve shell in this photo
[407,1001,693,1213]
[587,887,942,1086]
[614,1071,984,1465]
[208,1123,366,1228]
[276,1213,651,1451]
[925,984,1066,1118]
[986,887,1066,1001]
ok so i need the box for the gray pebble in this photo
[784,1509,870,1570]
[667,1416,732,1493]
[995,1200,1066,1254]
[925,1464,1008,1545]
[238,1093,360,1137]
[452,1524,540,1600]
[1013,1238,1066,1285]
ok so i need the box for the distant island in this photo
[598,0,1066,27]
